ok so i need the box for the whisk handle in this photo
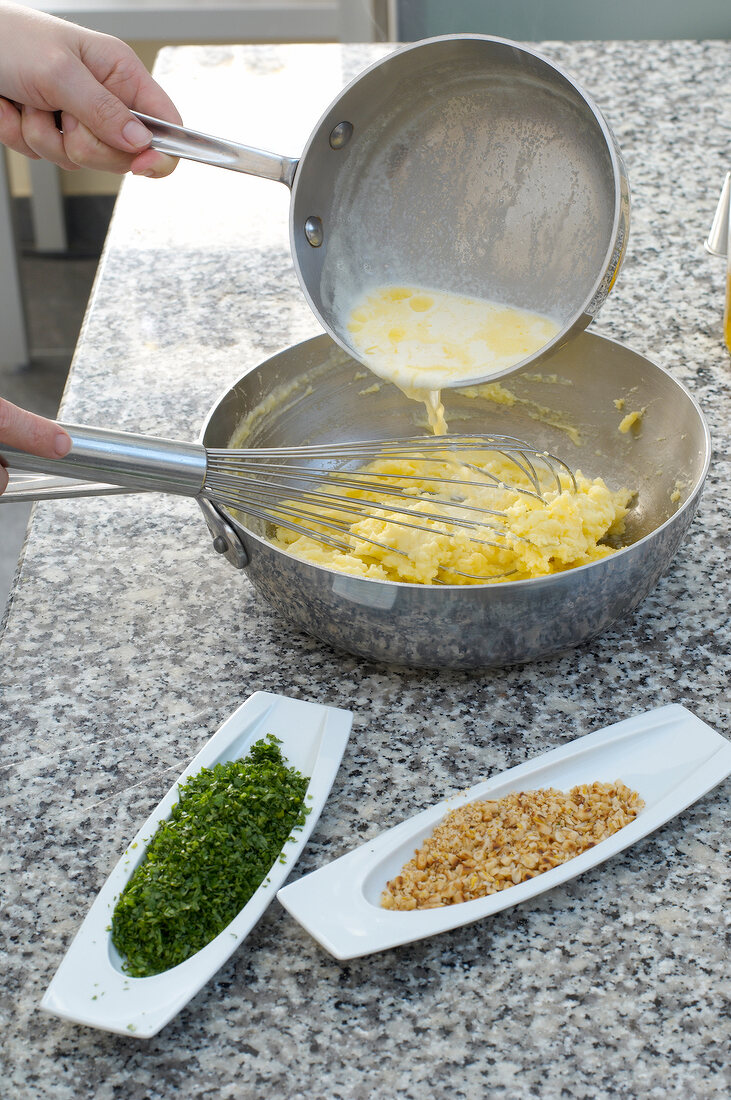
[0,424,207,497]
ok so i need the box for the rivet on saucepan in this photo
[329,121,353,150]
[212,535,229,554]
[305,216,324,247]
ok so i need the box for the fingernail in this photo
[63,114,78,133]
[122,117,152,149]
[54,431,71,457]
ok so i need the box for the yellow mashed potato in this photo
[271,451,633,585]
[618,408,646,434]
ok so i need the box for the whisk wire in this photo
[204,433,573,579]
[204,485,517,555]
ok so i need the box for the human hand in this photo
[0,1,181,177]
[0,398,71,495]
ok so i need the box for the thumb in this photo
[0,399,72,458]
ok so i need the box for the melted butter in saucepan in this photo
[346,285,561,434]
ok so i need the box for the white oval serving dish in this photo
[277,704,730,959]
[42,691,353,1037]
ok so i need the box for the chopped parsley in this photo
[111,735,310,977]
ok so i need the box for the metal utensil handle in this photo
[0,424,207,497]
[135,113,298,188]
[0,472,144,504]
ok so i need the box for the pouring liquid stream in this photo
[346,285,562,434]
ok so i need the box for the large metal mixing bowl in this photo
[201,332,709,668]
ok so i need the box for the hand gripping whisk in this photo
[0,424,577,578]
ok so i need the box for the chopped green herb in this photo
[111,735,310,977]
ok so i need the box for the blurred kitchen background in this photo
[2,0,730,614]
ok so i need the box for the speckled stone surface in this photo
[1,41,729,1099]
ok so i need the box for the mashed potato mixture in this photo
[271,450,633,585]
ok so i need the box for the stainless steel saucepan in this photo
[135,35,630,384]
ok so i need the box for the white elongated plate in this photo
[277,704,731,960]
[42,691,352,1037]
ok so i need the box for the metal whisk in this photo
[0,424,576,579]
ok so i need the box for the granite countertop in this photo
[1,40,729,1100]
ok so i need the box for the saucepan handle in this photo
[134,112,299,188]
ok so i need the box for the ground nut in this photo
[380,781,644,911]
